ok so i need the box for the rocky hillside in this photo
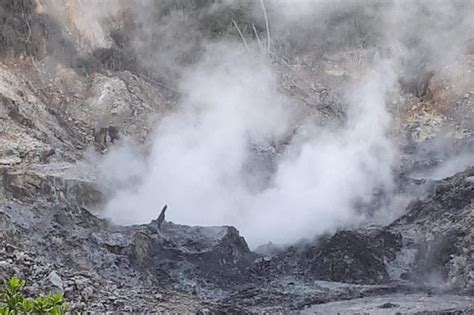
[0,0,473,313]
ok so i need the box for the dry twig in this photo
[252,23,264,51]
[259,0,271,52]
[232,19,249,51]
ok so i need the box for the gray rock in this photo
[46,271,64,290]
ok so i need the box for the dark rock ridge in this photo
[387,167,473,291]
[251,167,473,292]
[1,166,472,312]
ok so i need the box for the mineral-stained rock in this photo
[307,230,394,284]
[386,167,474,292]
[248,167,473,295]
[126,222,256,287]
[2,168,103,208]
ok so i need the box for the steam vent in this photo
[0,0,473,313]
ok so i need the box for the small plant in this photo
[0,276,69,314]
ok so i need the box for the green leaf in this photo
[0,306,11,315]
[49,293,64,306]
[33,295,50,312]
[6,277,25,294]
[1,277,68,314]
[50,306,61,315]
[20,299,34,312]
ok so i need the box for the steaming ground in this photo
[1,0,473,313]
[93,0,474,247]
[99,44,398,247]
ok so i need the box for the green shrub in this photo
[0,276,69,314]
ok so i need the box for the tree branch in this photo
[259,0,271,52]
[232,19,249,51]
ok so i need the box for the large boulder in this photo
[127,222,256,288]
[308,230,400,284]
[386,167,474,291]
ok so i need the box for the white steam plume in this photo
[242,62,397,245]
[95,0,472,247]
[102,43,292,232]
[100,42,397,247]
